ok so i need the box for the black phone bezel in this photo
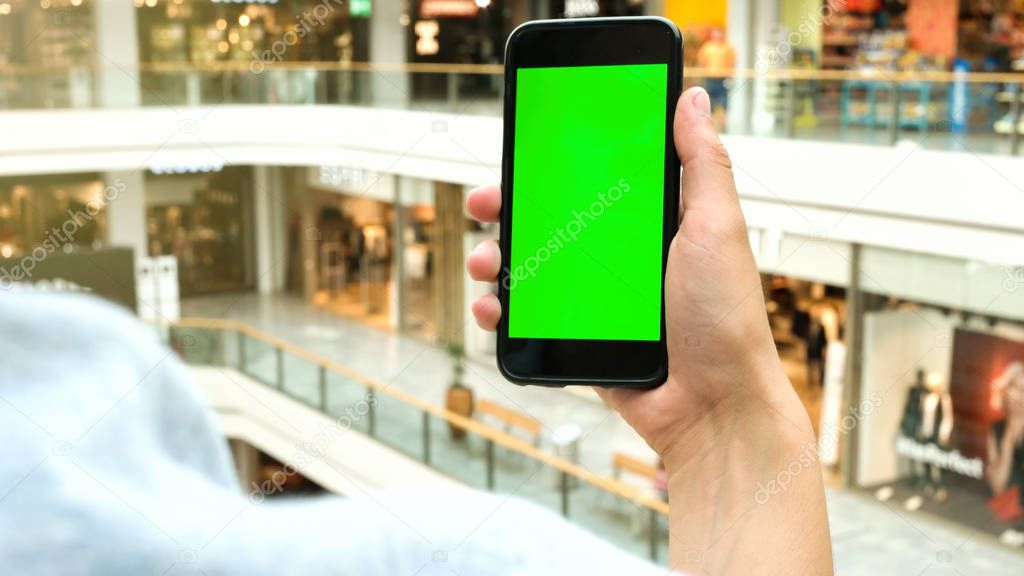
[497,17,682,388]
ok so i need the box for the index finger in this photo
[466,185,501,223]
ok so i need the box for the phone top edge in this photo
[509,15,681,31]
[505,16,682,56]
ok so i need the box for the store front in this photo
[406,0,647,102]
[304,168,470,343]
[764,275,848,441]
[145,166,256,297]
[407,0,509,103]
[813,0,1024,73]
[848,246,1024,549]
[0,0,95,109]
[135,0,370,104]
[758,0,1024,135]
[0,173,110,258]
[310,189,397,331]
[136,0,369,64]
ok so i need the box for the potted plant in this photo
[444,343,474,440]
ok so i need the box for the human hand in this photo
[465,86,812,470]
[466,86,830,573]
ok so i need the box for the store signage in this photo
[894,436,984,479]
[0,248,137,311]
[318,165,368,189]
[350,0,371,18]
[415,20,441,56]
[564,0,599,18]
[420,0,480,18]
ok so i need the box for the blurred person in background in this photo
[695,28,736,128]
[989,362,1024,547]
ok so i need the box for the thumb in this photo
[673,87,740,217]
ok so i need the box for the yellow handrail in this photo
[162,316,670,516]
[3,61,1023,84]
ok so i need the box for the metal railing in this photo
[156,317,670,562]
[2,61,1022,155]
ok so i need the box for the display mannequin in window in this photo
[988,362,1024,547]
[899,368,929,458]
[902,371,954,511]
[919,372,954,502]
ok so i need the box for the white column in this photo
[253,166,288,294]
[92,0,141,108]
[726,0,756,133]
[368,0,408,107]
[104,170,147,260]
[390,175,406,330]
[299,173,319,302]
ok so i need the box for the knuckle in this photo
[705,139,733,171]
[692,210,745,244]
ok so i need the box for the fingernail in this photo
[693,88,711,117]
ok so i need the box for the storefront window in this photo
[136,0,369,65]
[408,0,506,103]
[0,174,109,258]
[306,169,472,343]
[0,1,95,109]
[145,167,255,297]
[764,275,848,440]
[312,193,395,329]
[853,246,1024,548]
[135,0,370,105]
[400,203,437,338]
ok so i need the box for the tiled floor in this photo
[181,293,1024,575]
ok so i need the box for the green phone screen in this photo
[509,63,667,341]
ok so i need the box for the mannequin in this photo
[988,362,1024,547]
[880,369,928,506]
[919,372,954,501]
[902,371,954,510]
[899,369,928,447]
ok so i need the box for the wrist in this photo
[661,378,829,572]
[664,399,812,486]
[661,368,814,477]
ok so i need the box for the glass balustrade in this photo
[163,320,670,563]
[4,64,1021,156]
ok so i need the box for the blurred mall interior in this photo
[3,0,1024,574]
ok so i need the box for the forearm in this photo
[664,385,833,575]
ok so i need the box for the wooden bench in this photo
[611,452,662,526]
[612,452,659,483]
[476,398,542,447]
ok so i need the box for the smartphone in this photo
[497,17,682,388]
